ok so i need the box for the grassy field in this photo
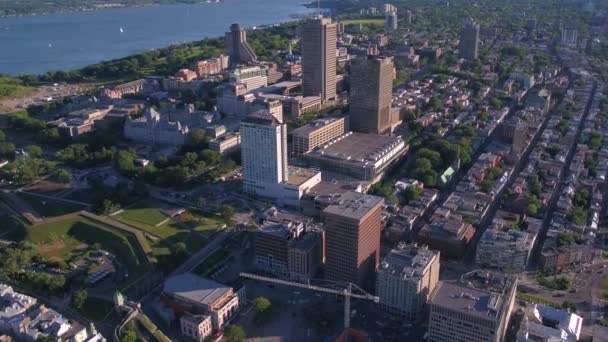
[0,75,35,100]
[78,297,114,322]
[27,217,148,275]
[115,200,169,229]
[115,201,223,252]
[17,192,85,217]
[340,18,386,25]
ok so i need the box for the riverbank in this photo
[0,1,216,19]
[0,0,315,76]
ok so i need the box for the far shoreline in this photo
[0,0,314,20]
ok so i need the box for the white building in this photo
[0,284,37,333]
[561,26,578,47]
[376,244,440,318]
[517,304,583,342]
[180,313,213,342]
[240,110,320,207]
[123,107,189,146]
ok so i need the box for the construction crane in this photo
[240,272,379,333]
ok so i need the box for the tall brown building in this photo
[322,192,384,291]
[301,17,337,103]
[225,23,257,65]
[349,56,394,135]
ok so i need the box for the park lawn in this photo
[114,200,169,229]
[340,18,386,25]
[17,192,85,217]
[193,216,226,238]
[27,217,148,275]
[78,297,114,322]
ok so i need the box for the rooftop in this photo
[379,244,439,280]
[306,132,404,163]
[323,191,383,220]
[431,271,515,321]
[242,109,282,126]
[284,166,321,186]
[164,274,232,308]
[292,116,346,137]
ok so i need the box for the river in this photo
[0,0,315,76]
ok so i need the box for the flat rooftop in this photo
[323,191,383,220]
[292,116,345,137]
[306,132,404,163]
[284,166,320,186]
[164,273,231,307]
[431,281,505,321]
[380,245,439,280]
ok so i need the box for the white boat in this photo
[120,27,124,33]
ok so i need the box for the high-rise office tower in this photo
[458,19,480,60]
[349,56,394,135]
[322,192,383,291]
[561,25,578,46]
[386,11,398,31]
[301,17,337,103]
[225,23,258,65]
[240,110,287,198]
[405,10,413,25]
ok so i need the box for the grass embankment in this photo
[17,192,85,217]
[0,75,35,100]
[340,18,386,25]
[27,217,149,275]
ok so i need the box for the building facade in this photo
[123,107,189,146]
[429,271,517,342]
[386,12,398,31]
[180,314,213,342]
[292,116,348,155]
[349,56,394,134]
[301,17,337,103]
[458,20,480,60]
[225,23,257,65]
[240,110,288,198]
[376,244,440,319]
[322,192,384,291]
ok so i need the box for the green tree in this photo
[24,145,43,158]
[221,204,235,224]
[187,129,207,147]
[121,326,137,342]
[253,297,272,314]
[0,130,5,142]
[402,186,423,204]
[224,325,246,342]
[0,142,15,158]
[53,169,72,183]
[71,289,88,309]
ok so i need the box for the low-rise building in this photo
[180,313,213,342]
[429,271,517,342]
[209,132,241,154]
[124,107,189,146]
[292,117,348,155]
[301,132,408,182]
[417,210,476,258]
[376,244,440,319]
[162,274,243,332]
[517,304,582,342]
[476,211,539,272]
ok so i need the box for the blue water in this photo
[0,0,315,76]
